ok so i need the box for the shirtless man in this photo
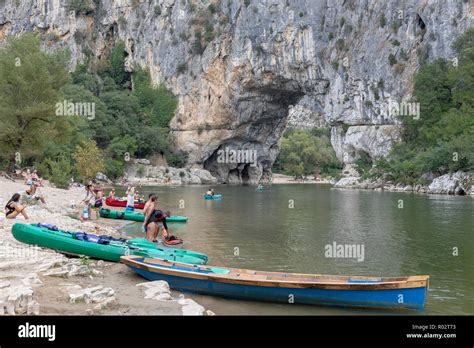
[142,194,157,232]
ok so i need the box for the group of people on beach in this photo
[82,184,172,243]
[4,168,47,220]
[4,171,199,247]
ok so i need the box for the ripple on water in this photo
[115,185,472,315]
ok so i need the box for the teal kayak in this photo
[99,208,188,222]
[204,194,222,200]
[12,223,207,264]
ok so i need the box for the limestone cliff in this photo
[1,0,472,183]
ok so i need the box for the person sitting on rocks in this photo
[25,182,46,204]
[4,193,29,219]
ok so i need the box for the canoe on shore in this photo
[12,223,207,264]
[99,208,188,223]
[204,194,222,200]
[105,198,145,210]
[121,255,429,310]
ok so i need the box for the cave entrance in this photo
[203,87,304,184]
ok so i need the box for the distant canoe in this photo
[121,256,429,310]
[99,208,188,223]
[203,194,222,200]
[105,198,145,210]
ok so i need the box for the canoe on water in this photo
[105,198,145,210]
[121,255,429,310]
[203,194,222,200]
[12,223,207,264]
[99,208,188,223]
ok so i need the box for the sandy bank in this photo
[272,173,334,185]
[0,178,211,315]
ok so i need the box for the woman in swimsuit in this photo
[4,193,29,219]
[144,210,169,243]
[81,184,94,221]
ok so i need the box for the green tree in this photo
[60,83,111,147]
[46,153,73,189]
[105,135,137,179]
[73,139,105,182]
[0,34,71,169]
[132,68,178,128]
[277,129,340,178]
[109,41,128,87]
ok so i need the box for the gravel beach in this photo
[0,178,212,316]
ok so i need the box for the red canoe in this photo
[105,198,145,210]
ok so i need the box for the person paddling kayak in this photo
[145,209,169,243]
[142,194,157,232]
[205,188,215,196]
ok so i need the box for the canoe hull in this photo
[129,266,426,310]
[105,198,145,210]
[13,223,123,262]
[122,257,428,310]
[12,224,207,264]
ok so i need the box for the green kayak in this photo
[11,223,207,264]
[99,208,188,223]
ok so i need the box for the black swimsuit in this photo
[144,210,168,230]
[5,202,16,217]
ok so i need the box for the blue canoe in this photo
[203,194,222,200]
[121,256,429,310]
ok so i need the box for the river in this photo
[117,184,473,315]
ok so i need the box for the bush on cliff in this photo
[373,28,474,184]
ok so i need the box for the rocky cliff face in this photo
[1,0,472,183]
